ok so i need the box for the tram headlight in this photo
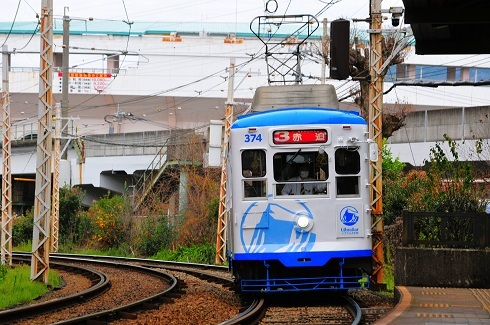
[297,216,309,229]
[294,213,314,233]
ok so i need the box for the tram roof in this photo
[231,108,366,129]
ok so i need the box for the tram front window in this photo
[273,151,328,196]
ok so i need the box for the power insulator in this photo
[330,19,350,80]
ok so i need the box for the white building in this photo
[1,19,489,208]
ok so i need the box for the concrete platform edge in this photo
[372,286,411,325]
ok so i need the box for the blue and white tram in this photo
[226,107,377,292]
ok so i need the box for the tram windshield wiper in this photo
[286,149,302,165]
[281,149,301,180]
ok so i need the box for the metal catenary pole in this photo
[61,7,70,160]
[51,103,61,253]
[1,45,13,266]
[369,0,384,284]
[215,58,235,264]
[31,0,54,283]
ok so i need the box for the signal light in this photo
[330,19,350,80]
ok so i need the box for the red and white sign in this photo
[56,72,112,94]
[273,129,328,144]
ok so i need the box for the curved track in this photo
[0,256,110,324]
[3,253,378,324]
[3,253,178,324]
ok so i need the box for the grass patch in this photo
[13,241,32,252]
[383,263,395,291]
[383,243,395,292]
[59,243,137,257]
[0,264,62,309]
[152,244,215,264]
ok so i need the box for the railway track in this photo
[0,257,110,324]
[254,292,362,325]
[2,253,179,324]
[2,253,390,324]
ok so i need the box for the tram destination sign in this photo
[273,129,328,144]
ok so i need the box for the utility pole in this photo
[31,0,54,283]
[61,7,69,159]
[1,45,13,266]
[321,18,329,84]
[215,58,235,264]
[116,104,122,133]
[369,0,384,285]
[50,6,69,254]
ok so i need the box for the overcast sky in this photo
[0,0,404,24]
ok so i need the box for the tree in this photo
[423,135,486,212]
[349,32,411,138]
[59,186,86,245]
[133,131,221,248]
[461,112,490,194]
[86,193,131,249]
[382,140,407,225]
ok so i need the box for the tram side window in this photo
[242,150,266,198]
[335,148,360,196]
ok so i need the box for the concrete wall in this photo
[395,247,490,288]
[388,105,490,165]
[82,131,172,157]
[389,105,490,144]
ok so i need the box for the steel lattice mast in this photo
[31,0,54,283]
[215,59,235,264]
[369,0,384,284]
[51,104,61,253]
[1,45,13,266]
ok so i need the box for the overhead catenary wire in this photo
[3,2,490,119]
[68,52,265,113]
[0,0,22,48]
[8,52,265,132]
[12,20,40,51]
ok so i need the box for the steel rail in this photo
[0,255,110,324]
[219,297,267,325]
[342,293,362,325]
[7,253,179,325]
[50,253,270,324]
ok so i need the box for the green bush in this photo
[12,210,34,246]
[59,186,86,245]
[86,193,131,250]
[382,141,407,225]
[136,215,175,257]
[76,211,95,246]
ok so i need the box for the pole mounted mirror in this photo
[369,142,379,162]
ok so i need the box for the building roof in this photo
[402,0,490,54]
[0,19,324,39]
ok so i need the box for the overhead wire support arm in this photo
[250,14,319,85]
[379,27,412,74]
